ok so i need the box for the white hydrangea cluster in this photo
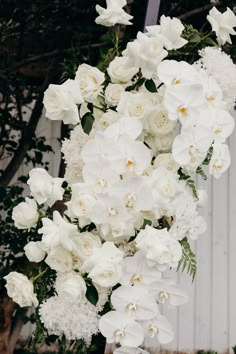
[5,4,236,353]
[195,46,236,111]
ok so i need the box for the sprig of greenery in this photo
[177,238,197,281]
[178,168,199,200]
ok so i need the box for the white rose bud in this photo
[12,198,39,230]
[75,64,105,103]
[4,272,38,307]
[97,110,119,130]
[55,271,86,302]
[89,261,122,288]
[24,241,46,263]
[105,83,124,107]
[27,168,64,207]
[45,246,73,272]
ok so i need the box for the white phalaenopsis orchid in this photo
[99,311,144,347]
[142,314,174,344]
[95,0,133,27]
[207,7,236,45]
[151,280,189,306]
[111,285,159,320]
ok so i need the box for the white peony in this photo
[107,56,138,85]
[99,310,144,347]
[75,64,105,102]
[105,83,125,107]
[147,15,188,50]
[136,226,182,270]
[43,79,83,124]
[27,168,64,207]
[95,0,133,27]
[4,272,38,307]
[24,241,46,263]
[207,7,236,45]
[123,32,168,79]
[55,271,86,302]
[12,198,39,230]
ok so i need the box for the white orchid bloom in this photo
[151,280,189,306]
[111,285,159,320]
[99,311,144,347]
[172,127,213,166]
[157,60,199,87]
[95,0,133,27]
[142,314,174,344]
[121,251,161,286]
[146,15,188,50]
[207,7,236,45]
[105,117,143,141]
[209,142,231,178]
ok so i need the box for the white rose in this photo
[123,32,168,79]
[24,241,46,263]
[75,64,105,102]
[12,198,39,229]
[136,225,182,270]
[89,261,122,287]
[43,79,83,125]
[97,110,120,130]
[27,168,64,207]
[73,232,101,261]
[107,56,138,85]
[105,83,124,107]
[117,92,153,121]
[147,15,188,50]
[154,153,179,172]
[95,0,133,27]
[45,246,73,272]
[55,271,86,302]
[145,133,174,156]
[4,272,38,307]
[147,109,176,136]
[207,7,236,45]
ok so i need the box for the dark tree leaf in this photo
[145,79,157,93]
[81,112,95,135]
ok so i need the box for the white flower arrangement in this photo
[5,2,236,353]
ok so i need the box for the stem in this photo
[32,268,48,283]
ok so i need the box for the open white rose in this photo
[4,272,38,307]
[154,153,179,172]
[75,64,105,102]
[123,32,167,79]
[55,271,86,302]
[136,226,182,270]
[89,261,122,288]
[107,56,138,85]
[207,7,236,45]
[147,15,187,50]
[73,232,101,261]
[95,0,133,27]
[147,108,176,136]
[43,79,83,124]
[24,241,46,263]
[12,198,39,230]
[45,246,73,272]
[105,83,125,107]
[27,168,64,207]
[97,110,120,130]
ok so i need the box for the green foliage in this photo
[178,168,199,200]
[196,165,208,180]
[85,279,99,306]
[177,238,197,281]
[81,112,95,135]
[145,79,158,93]
[232,345,236,354]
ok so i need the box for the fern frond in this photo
[177,238,197,281]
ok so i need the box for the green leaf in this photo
[196,166,207,180]
[141,219,152,229]
[86,283,99,306]
[145,79,157,93]
[177,238,197,281]
[81,112,95,135]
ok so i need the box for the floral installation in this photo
[4,1,236,353]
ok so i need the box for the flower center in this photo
[158,290,169,303]
[178,105,188,117]
[108,208,118,217]
[131,274,142,284]
[115,329,125,343]
[127,303,138,312]
[148,324,159,338]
